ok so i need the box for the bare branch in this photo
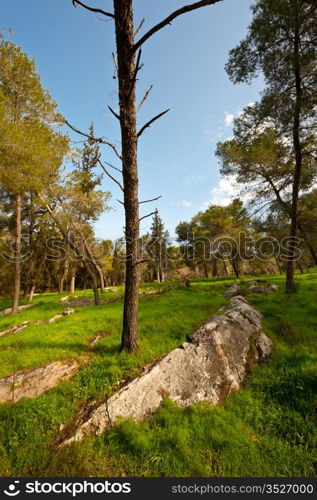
[72,0,115,19]
[108,105,120,121]
[98,159,124,192]
[139,195,162,205]
[117,199,125,206]
[139,210,158,222]
[103,160,122,174]
[138,109,170,138]
[134,0,223,51]
[137,85,153,113]
[134,18,145,39]
[65,120,122,160]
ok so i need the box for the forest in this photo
[0,0,316,480]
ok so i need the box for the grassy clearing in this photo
[47,272,316,478]
[0,280,228,476]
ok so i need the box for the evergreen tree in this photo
[226,0,317,291]
[0,40,68,312]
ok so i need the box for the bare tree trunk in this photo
[12,193,22,314]
[59,257,69,294]
[231,258,240,279]
[275,257,282,275]
[286,18,302,293]
[29,284,35,302]
[203,263,209,278]
[70,273,76,294]
[223,260,229,277]
[114,0,140,352]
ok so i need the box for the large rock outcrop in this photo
[63,295,273,446]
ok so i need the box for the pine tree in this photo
[0,40,68,313]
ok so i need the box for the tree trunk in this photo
[29,284,35,302]
[70,273,76,294]
[212,259,218,277]
[275,257,282,275]
[203,263,209,278]
[223,260,229,277]
[91,273,100,305]
[59,257,69,294]
[114,0,140,352]
[12,193,22,314]
[286,19,302,293]
[231,258,240,279]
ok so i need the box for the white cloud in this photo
[224,112,235,127]
[204,176,255,208]
[206,176,239,206]
[181,200,193,207]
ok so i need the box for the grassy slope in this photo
[0,280,227,476]
[0,274,316,477]
[49,273,317,478]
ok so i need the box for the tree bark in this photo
[70,273,76,294]
[114,0,140,352]
[12,193,22,314]
[286,17,302,293]
[29,284,35,302]
[59,257,69,294]
[231,258,240,279]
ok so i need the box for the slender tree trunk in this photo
[223,260,229,277]
[212,259,218,277]
[231,258,240,279]
[59,257,69,294]
[91,273,100,305]
[12,193,22,314]
[114,0,140,352]
[275,257,282,275]
[70,273,76,294]
[286,20,302,293]
[202,263,209,278]
[29,284,35,302]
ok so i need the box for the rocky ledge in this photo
[63,295,273,446]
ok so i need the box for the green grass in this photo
[0,273,316,477]
[0,280,228,476]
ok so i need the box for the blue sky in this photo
[1,0,264,241]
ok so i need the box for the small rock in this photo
[111,288,119,293]
[255,333,274,361]
[63,308,75,316]
[269,284,279,291]
[249,286,271,294]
